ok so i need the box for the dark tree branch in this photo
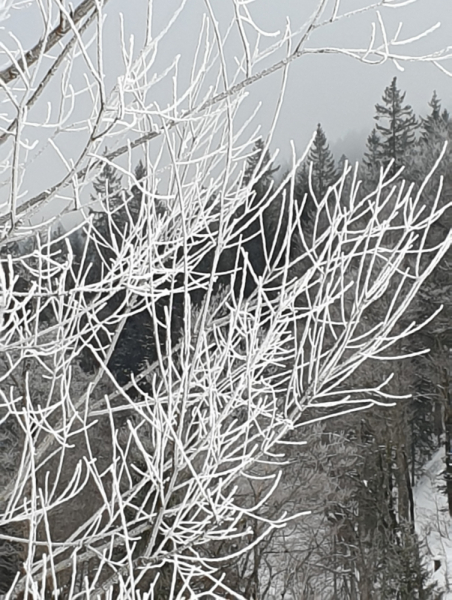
[0,0,97,85]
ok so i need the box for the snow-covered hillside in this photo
[415,447,452,597]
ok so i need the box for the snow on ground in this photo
[415,447,452,597]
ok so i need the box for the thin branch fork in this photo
[0,0,97,85]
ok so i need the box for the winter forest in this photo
[1,0,452,598]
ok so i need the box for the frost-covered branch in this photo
[0,0,451,597]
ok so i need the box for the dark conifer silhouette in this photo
[306,123,337,199]
[362,128,382,189]
[420,91,450,147]
[295,124,337,231]
[373,77,418,177]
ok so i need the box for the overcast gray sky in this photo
[217,0,452,163]
[112,0,452,163]
[0,0,451,210]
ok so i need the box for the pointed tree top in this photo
[371,78,418,176]
[305,123,337,198]
[243,137,278,189]
[420,91,450,148]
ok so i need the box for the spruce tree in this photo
[88,149,124,270]
[243,137,278,199]
[87,153,124,278]
[129,159,150,222]
[92,149,123,210]
[373,77,418,178]
[295,125,337,232]
[86,159,158,383]
[294,162,314,230]
[306,123,337,199]
[337,153,353,210]
[362,128,382,190]
[420,91,450,147]
[411,93,452,508]
[417,91,452,189]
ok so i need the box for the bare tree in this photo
[0,1,451,597]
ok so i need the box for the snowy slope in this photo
[415,447,452,597]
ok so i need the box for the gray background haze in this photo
[0,0,451,207]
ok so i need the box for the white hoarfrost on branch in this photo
[0,0,12,22]
[0,0,451,597]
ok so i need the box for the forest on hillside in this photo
[1,1,452,598]
[1,74,452,598]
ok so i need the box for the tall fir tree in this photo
[306,123,337,199]
[80,158,158,380]
[420,90,450,147]
[89,156,150,263]
[91,149,123,210]
[294,161,314,231]
[88,149,124,270]
[416,91,452,193]
[86,153,124,281]
[411,92,452,511]
[128,159,146,223]
[128,159,162,222]
[373,77,418,178]
[336,153,353,210]
[295,124,337,232]
[243,137,278,199]
[362,128,382,191]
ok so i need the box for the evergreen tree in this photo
[373,77,418,178]
[88,156,149,279]
[416,91,452,193]
[243,137,278,198]
[295,124,337,231]
[337,153,348,173]
[133,158,146,184]
[129,159,151,222]
[362,128,382,190]
[306,123,337,199]
[92,156,149,234]
[337,153,353,209]
[87,149,124,280]
[294,161,310,211]
[420,91,450,147]
[86,154,123,283]
[91,148,123,210]
[86,159,158,383]
[407,93,452,487]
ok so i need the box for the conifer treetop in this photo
[91,148,123,204]
[420,91,450,146]
[243,138,279,188]
[373,77,418,177]
[306,123,337,199]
